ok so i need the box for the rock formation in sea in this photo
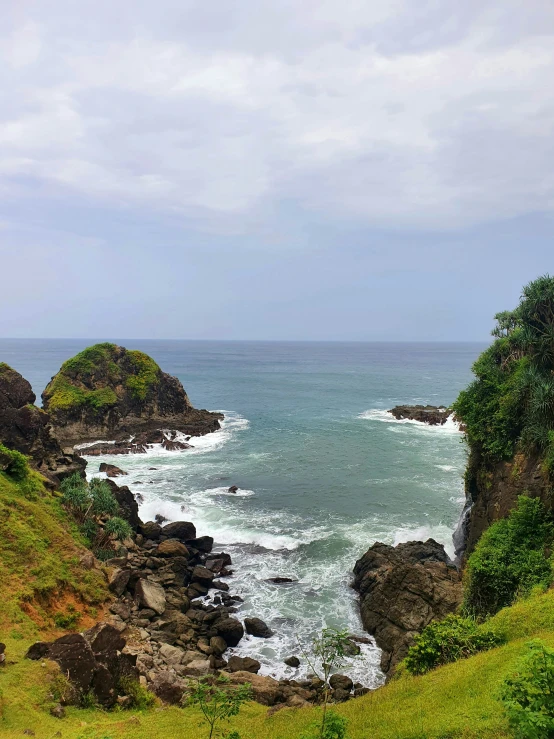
[0,362,84,484]
[42,343,223,446]
[389,404,452,426]
[352,539,462,676]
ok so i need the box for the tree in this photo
[185,675,251,739]
[300,627,355,739]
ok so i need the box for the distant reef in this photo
[389,404,453,426]
[42,343,223,446]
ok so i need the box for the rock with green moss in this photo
[42,343,222,445]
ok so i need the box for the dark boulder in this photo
[47,634,97,694]
[284,656,300,668]
[99,463,127,477]
[226,656,261,674]
[228,485,239,493]
[389,405,452,426]
[216,618,245,647]
[244,617,274,638]
[163,521,196,541]
[150,671,185,704]
[329,674,353,692]
[187,536,214,553]
[139,521,162,540]
[353,539,462,676]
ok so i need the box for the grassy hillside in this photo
[4,590,554,737]
[0,466,108,638]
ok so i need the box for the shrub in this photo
[89,477,118,516]
[404,614,503,675]
[501,639,554,738]
[463,496,554,617]
[0,444,30,481]
[119,676,155,710]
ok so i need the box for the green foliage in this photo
[0,444,30,481]
[125,350,160,401]
[53,604,80,630]
[45,374,118,412]
[404,615,504,675]
[501,639,554,738]
[454,275,554,462]
[463,496,554,617]
[102,516,132,542]
[119,676,156,710]
[89,477,118,516]
[185,675,251,739]
[301,710,349,739]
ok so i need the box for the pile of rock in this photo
[389,405,452,426]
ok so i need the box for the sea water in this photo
[0,339,485,687]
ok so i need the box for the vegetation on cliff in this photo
[454,275,554,464]
[43,343,162,411]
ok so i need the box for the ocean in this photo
[0,339,486,687]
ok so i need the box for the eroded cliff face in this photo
[42,343,222,445]
[459,448,550,558]
[0,362,84,483]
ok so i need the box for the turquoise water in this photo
[0,339,485,686]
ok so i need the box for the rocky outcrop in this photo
[0,363,84,483]
[42,343,222,446]
[353,539,463,676]
[26,624,138,708]
[389,405,452,426]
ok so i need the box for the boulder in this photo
[227,671,280,706]
[226,656,261,673]
[139,521,162,540]
[191,565,215,585]
[135,579,167,615]
[99,463,127,477]
[162,521,196,541]
[244,617,273,638]
[188,536,214,553]
[284,656,300,668]
[329,674,353,692]
[228,485,239,493]
[353,539,462,676]
[216,618,245,647]
[150,671,186,704]
[47,634,97,694]
[104,480,141,530]
[157,539,189,558]
[266,577,297,584]
[182,659,212,676]
[108,567,131,596]
[209,636,227,655]
[159,643,185,665]
[83,623,125,656]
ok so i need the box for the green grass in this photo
[7,590,554,738]
[0,470,108,636]
[125,350,160,401]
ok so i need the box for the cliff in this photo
[42,343,223,445]
[0,362,84,483]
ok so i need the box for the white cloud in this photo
[1,1,554,231]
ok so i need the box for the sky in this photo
[1,1,553,341]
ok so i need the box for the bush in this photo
[89,477,118,516]
[404,614,503,675]
[463,496,554,617]
[119,676,155,710]
[501,639,554,738]
[0,444,30,480]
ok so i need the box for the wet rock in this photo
[135,579,167,615]
[191,565,214,585]
[162,521,196,541]
[244,617,274,638]
[99,462,127,477]
[188,536,214,553]
[266,577,297,584]
[226,656,261,674]
[329,674,353,692]
[157,539,189,558]
[139,521,162,540]
[389,404,452,426]
[228,485,239,493]
[216,618,245,647]
[284,656,300,668]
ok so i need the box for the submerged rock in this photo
[99,462,127,477]
[353,538,462,676]
[244,617,274,638]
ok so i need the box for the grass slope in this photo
[4,590,554,738]
[0,470,108,638]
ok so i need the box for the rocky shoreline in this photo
[389,404,453,426]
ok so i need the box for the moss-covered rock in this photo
[42,343,222,444]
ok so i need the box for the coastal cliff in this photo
[42,343,222,445]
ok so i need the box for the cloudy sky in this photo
[1,1,553,340]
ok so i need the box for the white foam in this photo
[436,464,457,472]
[393,524,456,560]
